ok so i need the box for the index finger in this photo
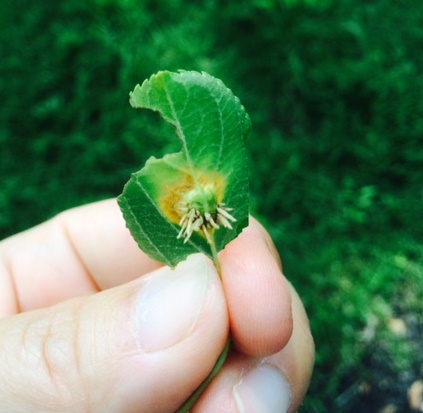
[220,218,293,357]
[0,199,162,315]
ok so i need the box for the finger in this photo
[219,218,292,357]
[0,254,228,413]
[0,199,162,315]
[56,199,163,288]
[192,284,315,413]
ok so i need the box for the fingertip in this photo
[192,284,314,413]
[220,219,293,357]
[251,218,283,271]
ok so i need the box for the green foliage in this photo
[1,1,422,411]
[118,71,249,267]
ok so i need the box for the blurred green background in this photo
[1,0,422,411]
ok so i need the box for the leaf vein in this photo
[163,83,197,180]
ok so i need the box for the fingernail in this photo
[234,364,291,413]
[135,254,213,352]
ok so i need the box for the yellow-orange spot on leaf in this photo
[159,171,227,225]
[160,174,194,224]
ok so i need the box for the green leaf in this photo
[118,70,250,268]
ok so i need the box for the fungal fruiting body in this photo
[176,184,236,244]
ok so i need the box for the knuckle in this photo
[6,303,90,410]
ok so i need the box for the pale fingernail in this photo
[234,364,292,413]
[136,254,213,352]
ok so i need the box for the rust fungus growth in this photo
[159,171,236,243]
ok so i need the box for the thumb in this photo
[0,254,228,413]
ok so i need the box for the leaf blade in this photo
[119,71,250,266]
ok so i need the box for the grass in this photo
[1,0,422,411]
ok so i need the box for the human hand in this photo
[0,199,314,413]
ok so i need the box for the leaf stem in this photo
[177,235,228,412]
[209,234,221,276]
[176,336,231,413]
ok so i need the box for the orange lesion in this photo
[160,174,194,224]
[159,171,226,225]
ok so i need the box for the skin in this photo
[0,199,314,413]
